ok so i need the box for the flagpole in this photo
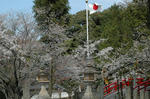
[86,0,90,58]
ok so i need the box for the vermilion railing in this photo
[134,79,150,92]
[104,82,117,96]
[104,78,150,96]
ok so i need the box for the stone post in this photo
[22,78,30,99]
[133,75,140,99]
[133,89,140,99]
[145,91,150,99]
[125,86,132,99]
[58,89,61,99]
[100,83,104,99]
[140,89,145,99]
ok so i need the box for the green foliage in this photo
[99,5,134,52]
[66,11,86,38]
[96,41,109,50]
[137,45,145,52]
[60,78,78,93]
[66,10,102,40]
[94,57,102,64]
[33,0,70,30]
[64,38,80,54]
[39,34,50,44]
[65,2,150,55]
[5,30,15,36]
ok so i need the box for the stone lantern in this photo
[35,69,50,99]
[36,69,49,83]
[82,58,97,99]
[83,60,97,82]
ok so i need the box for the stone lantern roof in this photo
[84,63,97,73]
[83,57,97,73]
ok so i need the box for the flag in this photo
[88,3,101,14]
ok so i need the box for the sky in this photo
[0,0,124,14]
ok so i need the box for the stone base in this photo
[82,85,95,99]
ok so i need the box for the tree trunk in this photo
[130,80,134,99]
[120,82,124,99]
[147,0,150,28]
[117,79,120,99]
[22,63,30,99]
[9,57,23,99]
[48,57,55,98]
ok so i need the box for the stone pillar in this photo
[145,91,150,99]
[140,89,145,99]
[58,91,61,99]
[133,76,140,99]
[125,86,131,99]
[82,85,95,99]
[133,89,140,99]
[96,85,102,99]
[58,89,62,99]
[100,83,104,99]
[22,79,30,99]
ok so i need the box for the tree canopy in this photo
[65,2,150,55]
[33,0,70,30]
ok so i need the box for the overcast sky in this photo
[0,0,124,14]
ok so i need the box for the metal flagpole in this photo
[86,0,90,58]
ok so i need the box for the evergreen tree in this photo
[65,2,150,55]
[33,0,70,30]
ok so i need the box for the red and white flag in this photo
[89,3,101,14]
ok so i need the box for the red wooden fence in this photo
[104,78,150,96]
